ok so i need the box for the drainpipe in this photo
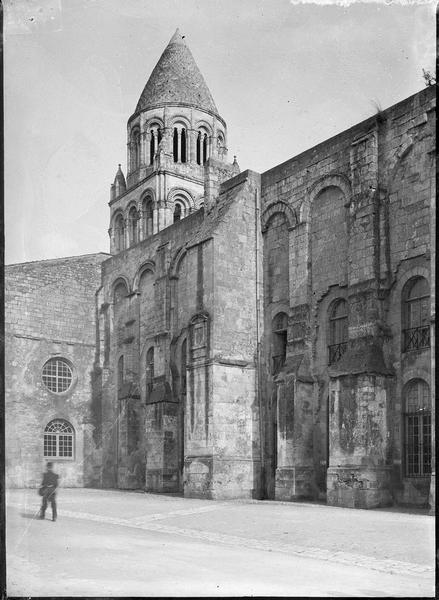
[254,186,265,498]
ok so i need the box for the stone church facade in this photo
[6,31,435,509]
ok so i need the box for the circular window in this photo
[42,358,73,393]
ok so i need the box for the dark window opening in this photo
[181,128,187,163]
[173,128,178,162]
[174,203,182,223]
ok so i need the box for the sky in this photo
[4,0,436,264]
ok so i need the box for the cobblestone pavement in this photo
[6,488,435,597]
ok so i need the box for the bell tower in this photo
[108,29,235,253]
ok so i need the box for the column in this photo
[190,130,197,164]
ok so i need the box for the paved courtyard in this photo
[6,488,435,597]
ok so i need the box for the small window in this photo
[328,299,348,364]
[402,277,430,352]
[404,379,431,477]
[42,358,73,393]
[44,419,74,459]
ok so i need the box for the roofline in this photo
[6,251,111,267]
[262,86,435,178]
[127,102,226,129]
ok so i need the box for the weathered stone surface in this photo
[4,31,434,511]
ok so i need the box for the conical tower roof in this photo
[135,29,218,115]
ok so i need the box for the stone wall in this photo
[5,253,108,488]
[260,86,435,507]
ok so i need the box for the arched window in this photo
[328,299,348,364]
[173,127,187,163]
[404,379,431,477]
[402,277,430,351]
[42,358,73,393]
[174,203,182,223]
[146,347,154,394]
[272,312,288,375]
[181,128,187,163]
[44,419,74,459]
[149,126,162,165]
[181,339,187,395]
[196,130,209,165]
[114,214,125,252]
[128,206,138,246]
[173,127,179,162]
[142,198,153,237]
[131,129,141,171]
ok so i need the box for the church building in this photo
[5,30,435,509]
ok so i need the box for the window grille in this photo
[42,358,73,393]
[328,299,348,365]
[44,419,74,459]
[404,379,431,477]
[402,277,430,352]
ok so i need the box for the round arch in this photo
[111,275,130,298]
[167,188,195,212]
[301,173,352,223]
[170,115,191,130]
[261,201,297,232]
[194,120,213,136]
[133,260,156,290]
[145,117,164,131]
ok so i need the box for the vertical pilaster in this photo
[326,124,394,509]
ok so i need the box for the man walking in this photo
[39,462,59,521]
